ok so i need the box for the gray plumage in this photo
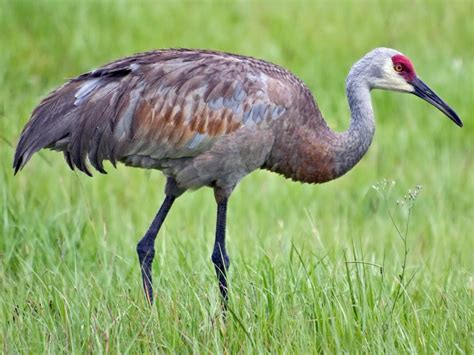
[13,48,462,305]
[14,47,462,193]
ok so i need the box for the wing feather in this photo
[14,49,296,175]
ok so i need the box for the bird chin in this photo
[371,78,414,93]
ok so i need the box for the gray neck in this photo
[333,76,375,177]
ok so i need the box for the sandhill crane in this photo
[13,48,462,307]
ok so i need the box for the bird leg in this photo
[211,197,230,309]
[136,194,175,305]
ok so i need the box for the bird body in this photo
[13,48,462,306]
[14,48,375,195]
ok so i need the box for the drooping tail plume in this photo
[13,71,128,176]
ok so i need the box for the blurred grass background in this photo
[1,0,473,353]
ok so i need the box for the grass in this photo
[1,0,473,353]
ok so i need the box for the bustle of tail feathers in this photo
[13,74,123,176]
[13,81,79,175]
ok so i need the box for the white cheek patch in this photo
[379,60,414,92]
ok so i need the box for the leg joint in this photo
[136,241,155,259]
[211,251,230,270]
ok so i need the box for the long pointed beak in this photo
[410,77,463,127]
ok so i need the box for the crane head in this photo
[360,48,463,127]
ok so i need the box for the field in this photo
[1,0,472,353]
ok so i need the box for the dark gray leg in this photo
[211,197,230,307]
[136,192,175,305]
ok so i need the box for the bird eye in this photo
[394,64,404,72]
